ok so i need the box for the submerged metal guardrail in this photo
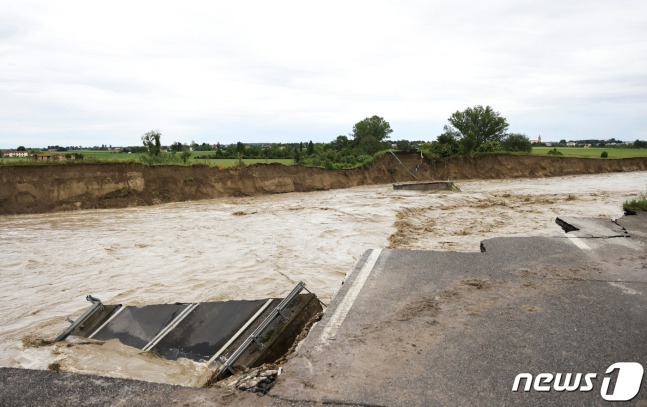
[54,295,104,343]
[218,281,306,375]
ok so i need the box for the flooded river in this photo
[1,172,645,385]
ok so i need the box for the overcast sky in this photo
[1,0,646,148]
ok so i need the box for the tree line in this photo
[137,106,535,166]
[11,106,644,165]
[133,107,647,167]
[135,115,410,168]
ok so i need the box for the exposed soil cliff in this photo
[1,153,646,215]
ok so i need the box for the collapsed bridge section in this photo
[54,282,322,382]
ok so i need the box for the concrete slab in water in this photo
[153,299,271,362]
[393,181,459,191]
[90,303,188,350]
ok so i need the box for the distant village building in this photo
[2,150,29,158]
[32,153,74,161]
[33,153,53,161]
[529,135,542,144]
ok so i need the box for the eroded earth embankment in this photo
[2,154,646,215]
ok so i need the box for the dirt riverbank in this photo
[2,154,646,215]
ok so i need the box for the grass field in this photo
[77,151,295,166]
[78,151,144,161]
[531,146,647,158]
[4,148,646,166]
[0,150,296,167]
[191,158,295,166]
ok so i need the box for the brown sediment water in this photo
[0,172,645,385]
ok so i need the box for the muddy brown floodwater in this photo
[1,172,645,386]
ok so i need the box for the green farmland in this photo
[79,151,144,161]
[531,146,647,158]
[77,150,296,167]
[79,150,299,167]
[0,150,296,167]
[4,147,646,167]
[191,158,295,167]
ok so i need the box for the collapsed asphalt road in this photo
[270,214,647,406]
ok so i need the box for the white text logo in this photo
[512,362,644,401]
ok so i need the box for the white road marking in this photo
[318,248,382,346]
[569,237,591,251]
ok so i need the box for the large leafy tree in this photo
[141,130,162,157]
[428,133,461,157]
[501,133,532,152]
[331,135,350,151]
[442,105,509,155]
[351,115,393,154]
[634,139,647,149]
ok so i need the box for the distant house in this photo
[566,142,577,147]
[33,153,74,161]
[33,153,52,161]
[2,150,29,158]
